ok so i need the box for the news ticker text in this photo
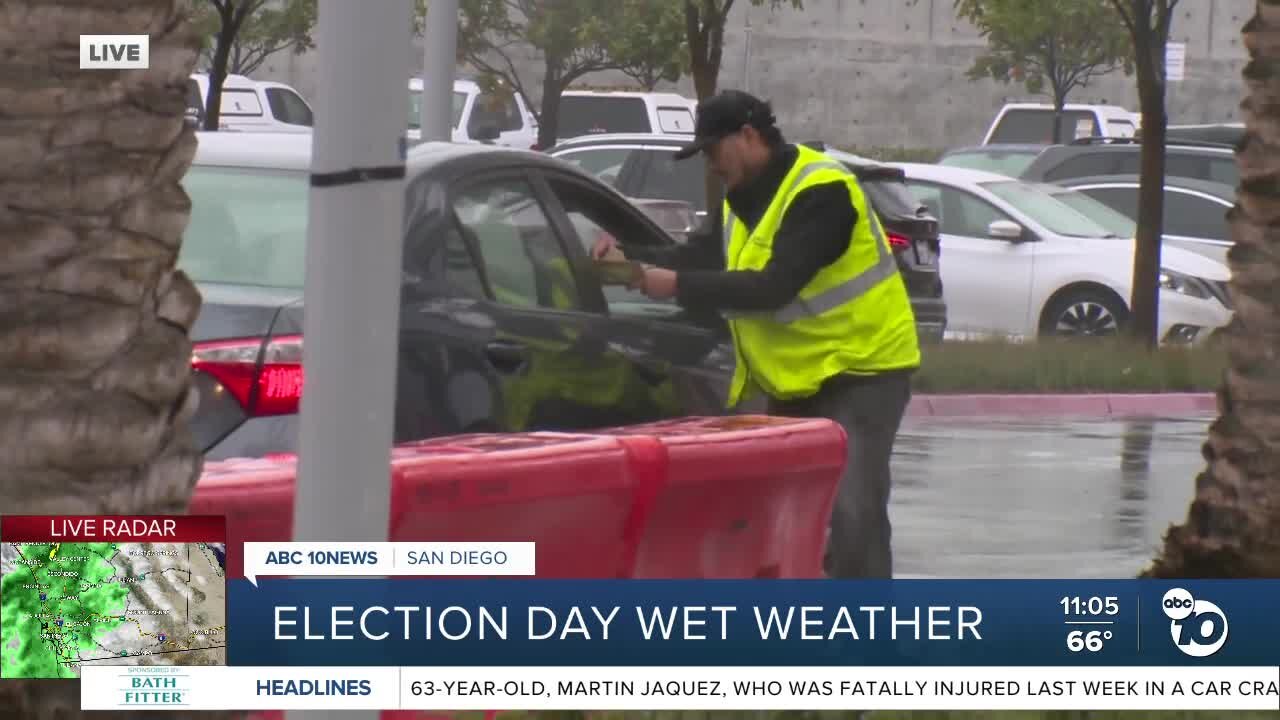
[80,666,1280,711]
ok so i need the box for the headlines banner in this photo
[80,665,1280,711]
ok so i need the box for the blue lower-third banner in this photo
[226,579,1280,667]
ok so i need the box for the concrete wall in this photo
[249,0,1252,150]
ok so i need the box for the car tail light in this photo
[887,232,912,250]
[191,335,304,417]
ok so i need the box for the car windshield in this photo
[980,180,1117,238]
[1044,186,1137,238]
[178,166,309,288]
[939,150,1038,177]
[408,90,467,130]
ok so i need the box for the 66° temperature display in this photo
[1067,629,1113,652]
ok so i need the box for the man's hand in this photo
[591,231,624,260]
[632,266,678,300]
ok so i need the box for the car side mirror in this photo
[988,219,1025,241]
[472,124,500,142]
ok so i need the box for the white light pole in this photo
[420,0,460,142]
[288,0,413,718]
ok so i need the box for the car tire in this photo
[1039,288,1129,338]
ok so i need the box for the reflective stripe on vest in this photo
[721,162,899,323]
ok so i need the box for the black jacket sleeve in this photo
[673,181,857,312]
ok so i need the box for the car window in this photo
[859,174,928,220]
[186,78,204,115]
[1208,158,1238,186]
[451,178,581,310]
[988,109,1098,144]
[656,106,695,133]
[178,166,308,288]
[942,187,1015,238]
[982,181,1114,237]
[265,87,313,126]
[1165,191,1230,240]
[1046,188,1137,238]
[937,150,1039,177]
[219,88,264,117]
[409,90,468,130]
[553,147,636,187]
[1075,185,1139,219]
[634,149,708,213]
[907,181,1008,238]
[1043,152,1122,182]
[557,96,651,138]
[1107,119,1136,137]
[468,90,523,135]
[430,222,489,299]
[545,176,678,316]
[906,183,945,225]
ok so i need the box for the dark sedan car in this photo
[545,133,947,343]
[1017,137,1237,187]
[183,131,762,459]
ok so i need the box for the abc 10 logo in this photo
[1162,588,1229,658]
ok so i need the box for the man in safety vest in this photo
[592,90,920,578]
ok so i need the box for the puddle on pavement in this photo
[889,414,1215,579]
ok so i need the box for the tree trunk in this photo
[1144,1,1280,579]
[203,23,235,130]
[690,59,724,232]
[536,57,563,150]
[0,2,239,717]
[1127,31,1166,350]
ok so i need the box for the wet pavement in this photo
[890,414,1216,579]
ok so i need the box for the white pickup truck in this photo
[186,73,314,133]
[982,103,1139,145]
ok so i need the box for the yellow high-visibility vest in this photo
[721,145,920,406]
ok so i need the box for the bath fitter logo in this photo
[79,35,149,69]
[121,667,187,707]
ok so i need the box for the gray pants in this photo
[767,371,913,578]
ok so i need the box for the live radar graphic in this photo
[0,541,227,678]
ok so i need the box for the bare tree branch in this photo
[1108,0,1138,38]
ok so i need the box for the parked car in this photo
[1018,137,1238,187]
[186,73,313,133]
[545,133,948,343]
[182,131,756,459]
[1161,122,1244,147]
[937,144,1049,178]
[1055,174,1235,265]
[891,163,1232,344]
[407,78,539,148]
[982,103,1138,145]
[557,90,697,140]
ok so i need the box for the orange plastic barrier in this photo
[387,432,665,578]
[599,415,846,579]
[188,456,298,579]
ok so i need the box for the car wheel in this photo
[1040,288,1128,338]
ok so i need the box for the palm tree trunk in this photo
[1144,1,1280,579]
[0,1,237,717]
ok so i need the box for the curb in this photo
[907,392,1216,418]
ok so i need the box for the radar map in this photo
[1,541,226,678]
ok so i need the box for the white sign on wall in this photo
[1166,42,1186,82]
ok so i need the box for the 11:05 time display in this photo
[1061,596,1119,616]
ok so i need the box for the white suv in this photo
[556,90,697,140]
[407,78,539,148]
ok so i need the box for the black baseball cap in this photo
[673,90,778,160]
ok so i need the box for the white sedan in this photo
[891,163,1232,344]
